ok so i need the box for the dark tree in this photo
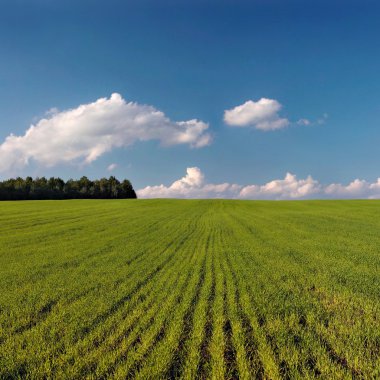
[0,176,137,200]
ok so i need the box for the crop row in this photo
[0,199,379,378]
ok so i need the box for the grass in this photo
[0,199,379,379]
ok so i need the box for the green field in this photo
[1,200,379,379]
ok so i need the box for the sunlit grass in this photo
[0,199,379,378]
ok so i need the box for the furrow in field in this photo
[221,277,239,380]
[4,236,174,348]
[78,254,192,379]
[57,232,196,378]
[219,231,264,380]
[221,252,260,379]
[164,252,208,378]
[226,252,279,379]
[1,205,183,302]
[55,214,205,378]
[209,244,227,379]
[224,214,311,378]
[234,250,351,379]
[109,258,200,379]
[170,227,215,380]
[0,211,181,339]
[226,256,280,379]
[302,287,379,378]
[225,208,360,378]
[77,249,175,336]
[196,250,215,380]
[0,209,202,378]
[2,200,380,378]
[102,222,206,378]
[128,225,209,379]
[221,211,281,379]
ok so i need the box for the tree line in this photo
[0,176,137,200]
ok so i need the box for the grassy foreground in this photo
[0,199,379,379]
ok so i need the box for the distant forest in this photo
[0,176,137,200]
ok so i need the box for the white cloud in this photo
[137,167,380,200]
[224,98,328,131]
[224,98,290,130]
[107,163,118,172]
[325,179,380,199]
[239,173,321,199]
[0,93,211,173]
[137,167,241,199]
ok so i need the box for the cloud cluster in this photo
[137,167,241,199]
[238,173,321,199]
[224,98,290,130]
[325,179,380,199]
[0,93,325,176]
[0,93,211,173]
[137,167,380,200]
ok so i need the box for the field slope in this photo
[0,199,379,379]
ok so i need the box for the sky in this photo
[1,0,380,199]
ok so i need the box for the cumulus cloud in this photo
[137,167,380,200]
[0,93,211,173]
[107,163,118,172]
[224,98,327,131]
[239,173,321,199]
[325,179,380,199]
[224,98,290,130]
[137,167,241,199]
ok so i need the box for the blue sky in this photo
[1,0,380,198]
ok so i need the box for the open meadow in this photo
[0,199,379,379]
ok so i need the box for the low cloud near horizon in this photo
[137,167,380,200]
[0,93,211,174]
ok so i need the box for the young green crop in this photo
[0,199,379,379]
